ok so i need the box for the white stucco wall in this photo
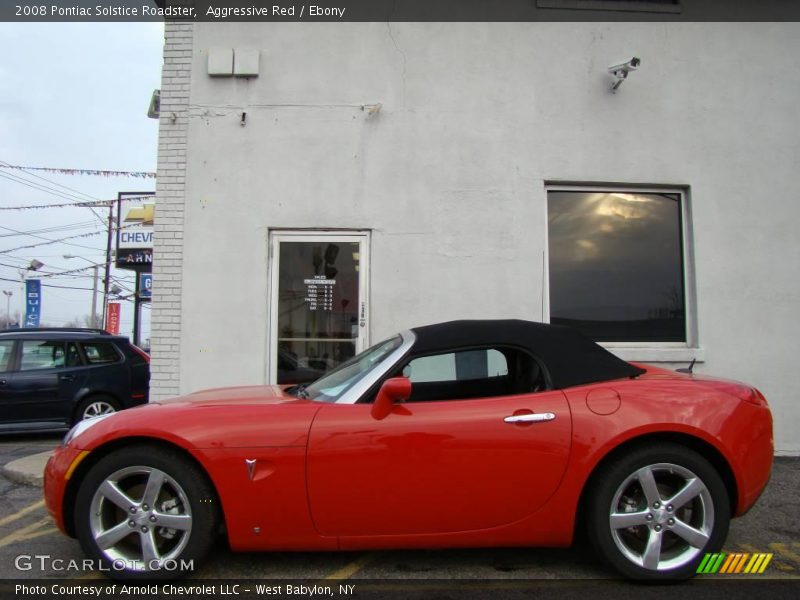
[152,22,800,454]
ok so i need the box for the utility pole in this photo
[103,202,114,329]
[91,265,99,328]
[64,256,101,328]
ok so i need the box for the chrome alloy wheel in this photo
[82,401,116,420]
[89,466,193,571]
[609,463,714,571]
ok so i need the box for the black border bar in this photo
[3,0,800,22]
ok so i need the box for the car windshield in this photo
[295,335,403,403]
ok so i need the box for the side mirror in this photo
[371,377,412,420]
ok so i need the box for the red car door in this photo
[306,390,571,537]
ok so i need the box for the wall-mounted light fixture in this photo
[608,57,641,92]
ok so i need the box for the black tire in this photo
[585,443,730,581]
[73,395,120,425]
[74,445,220,581]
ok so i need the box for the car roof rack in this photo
[1,327,111,335]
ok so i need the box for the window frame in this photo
[544,184,700,362]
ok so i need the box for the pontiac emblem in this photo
[245,459,257,480]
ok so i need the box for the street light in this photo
[64,255,101,328]
[2,290,12,328]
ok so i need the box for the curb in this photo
[0,450,52,487]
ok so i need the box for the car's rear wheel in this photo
[75,395,119,424]
[74,445,219,580]
[586,443,730,581]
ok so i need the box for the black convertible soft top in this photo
[410,319,645,389]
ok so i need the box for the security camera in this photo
[608,57,641,91]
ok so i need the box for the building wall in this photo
[152,22,800,454]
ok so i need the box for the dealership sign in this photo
[116,192,155,270]
[139,273,152,299]
[24,279,41,328]
[106,302,121,335]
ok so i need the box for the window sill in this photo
[601,345,704,364]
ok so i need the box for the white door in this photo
[268,231,369,385]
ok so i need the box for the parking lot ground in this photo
[1,436,798,599]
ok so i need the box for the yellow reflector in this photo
[65,451,90,481]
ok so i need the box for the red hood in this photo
[71,385,320,450]
[157,385,300,407]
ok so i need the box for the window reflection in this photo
[277,241,360,384]
[548,191,686,342]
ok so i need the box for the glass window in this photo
[405,349,509,383]
[302,335,403,403]
[536,0,681,13]
[548,190,686,342]
[0,341,14,372]
[276,240,361,384]
[81,342,120,364]
[20,340,66,371]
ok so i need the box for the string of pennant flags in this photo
[0,164,156,179]
[0,195,155,211]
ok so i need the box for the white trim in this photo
[603,345,704,364]
[544,184,698,350]
[267,230,371,385]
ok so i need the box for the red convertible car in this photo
[44,320,773,581]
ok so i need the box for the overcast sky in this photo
[0,22,164,342]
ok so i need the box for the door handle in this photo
[504,412,555,424]
[59,375,75,382]
[0,379,6,385]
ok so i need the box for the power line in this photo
[0,225,107,253]
[0,220,100,238]
[0,275,95,291]
[0,160,109,226]
[0,224,108,254]
[0,171,99,206]
[0,221,141,256]
[0,161,101,201]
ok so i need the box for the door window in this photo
[401,347,545,402]
[271,233,369,384]
[0,341,14,372]
[20,340,65,370]
[404,349,508,383]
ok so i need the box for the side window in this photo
[81,342,121,365]
[20,340,66,371]
[399,347,546,402]
[404,349,508,383]
[0,341,14,373]
[65,342,82,367]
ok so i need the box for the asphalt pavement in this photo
[1,435,798,600]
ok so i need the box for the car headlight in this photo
[63,414,113,446]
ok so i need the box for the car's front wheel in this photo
[586,443,730,581]
[74,445,219,580]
